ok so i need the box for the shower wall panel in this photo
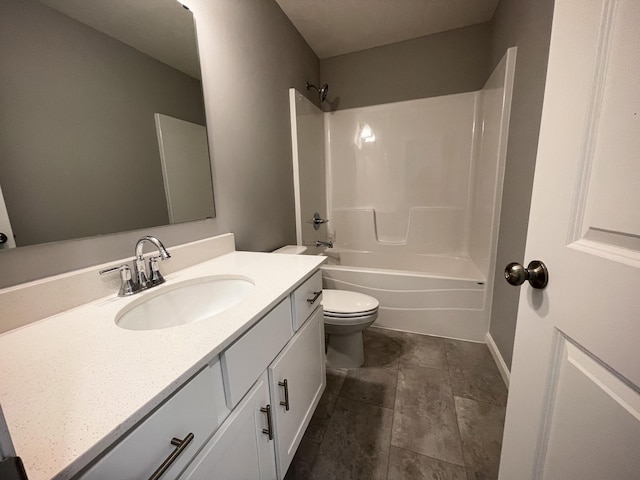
[289,89,327,245]
[468,49,516,277]
[325,92,478,255]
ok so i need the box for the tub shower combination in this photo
[291,49,516,343]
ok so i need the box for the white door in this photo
[499,0,640,478]
[154,113,215,224]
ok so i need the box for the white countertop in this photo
[0,251,325,480]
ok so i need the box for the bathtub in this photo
[316,249,489,342]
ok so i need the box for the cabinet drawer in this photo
[291,270,322,331]
[81,360,226,480]
[221,298,293,409]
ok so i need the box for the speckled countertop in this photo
[0,251,325,480]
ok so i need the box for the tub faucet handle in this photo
[310,212,329,230]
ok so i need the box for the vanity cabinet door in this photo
[268,307,326,478]
[180,371,276,480]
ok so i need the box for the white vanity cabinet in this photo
[77,270,325,480]
[186,272,326,480]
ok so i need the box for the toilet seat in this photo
[322,290,379,316]
[323,311,378,326]
[321,290,379,368]
[324,309,378,318]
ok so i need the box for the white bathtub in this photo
[317,249,489,342]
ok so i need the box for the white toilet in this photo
[273,245,380,368]
[322,289,379,368]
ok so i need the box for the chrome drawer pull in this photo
[306,291,322,305]
[148,432,194,480]
[279,379,290,411]
[260,404,273,440]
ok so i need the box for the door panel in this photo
[541,336,640,479]
[569,0,640,264]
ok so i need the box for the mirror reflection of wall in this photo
[0,0,215,248]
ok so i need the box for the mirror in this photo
[0,0,215,249]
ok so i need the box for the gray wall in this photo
[488,0,555,369]
[0,0,205,246]
[189,0,320,251]
[0,0,319,288]
[319,23,492,110]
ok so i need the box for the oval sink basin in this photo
[116,275,254,331]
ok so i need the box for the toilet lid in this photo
[322,289,379,315]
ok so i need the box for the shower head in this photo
[306,82,329,103]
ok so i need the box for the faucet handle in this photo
[99,264,137,297]
[148,256,166,286]
[309,212,329,231]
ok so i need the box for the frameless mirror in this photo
[0,0,215,249]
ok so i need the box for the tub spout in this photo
[316,240,333,248]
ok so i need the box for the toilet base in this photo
[326,331,365,368]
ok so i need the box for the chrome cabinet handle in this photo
[148,432,194,480]
[279,379,290,411]
[260,405,273,440]
[504,260,549,289]
[307,291,322,305]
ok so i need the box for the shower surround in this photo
[291,48,516,343]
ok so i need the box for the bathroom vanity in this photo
[0,241,326,480]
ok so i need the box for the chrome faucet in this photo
[100,236,171,296]
[134,236,171,289]
[315,240,333,248]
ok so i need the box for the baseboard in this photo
[486,332,510,388]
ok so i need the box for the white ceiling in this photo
[275,0,500,59]
[36,0,200,79]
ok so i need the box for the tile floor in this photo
[285,327,508,480]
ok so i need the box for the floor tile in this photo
[289,329,508,480]
[445,340,508,406]
[286,368,347,477]
[310,448,389,480]
[310,396,393,480]
[454,397,506,480]
[392,364,465,466]
[387,446,468,480]
[304,367,347,444]
[340,366,398,408]
[381,328,449,370]
[363,328,404,369]
[284,454,313,480]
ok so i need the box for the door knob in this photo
[504,260,549,289]
[0,233,7,244]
